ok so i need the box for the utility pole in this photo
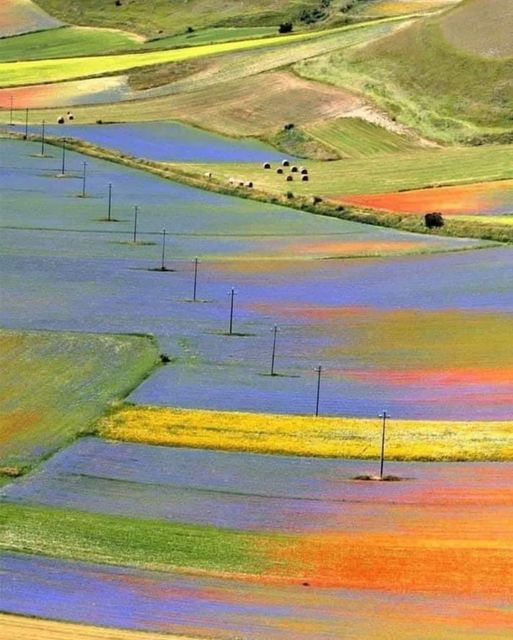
[133,205,139,243]
[379,410,389,479]
[270,325,279,376]
[315,365,322,416]
[40,120,46,156]
[160,227,167,270]
[81,161,87,197]
[228,287,236,334]
[60,138,66,175]
[107,183,112,221]
[192,257,199,302]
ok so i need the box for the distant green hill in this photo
[296,0,513,143]
[34,0,329,39]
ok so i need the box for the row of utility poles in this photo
[17,118,392,480]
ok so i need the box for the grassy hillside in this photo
[440,0,513,57]
[306,117,417,157]
[34,0,327,39]
[0,26,142,62]
[0,330,158,473]
[296,0,513,142]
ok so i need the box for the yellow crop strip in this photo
[0,16,409,88]
[99,406,513,461]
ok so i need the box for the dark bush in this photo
[424,212,444,228]
[278,22,293,33]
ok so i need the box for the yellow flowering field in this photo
[99,406,513,461]
[362,1,458,17]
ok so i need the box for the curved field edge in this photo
[3,131,512,244]
[0,614,200,640]
[0,329,159,476]
[0,502,284,577]
[98,405,513,462]
[0,16,409,88]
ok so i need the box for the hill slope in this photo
[34,0,326,39]
[296,0,513,142]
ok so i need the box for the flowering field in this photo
[0,0,61,37]
[0,18,403,88]
[99,406,513,461]
[361,0,459,16]
[338,179,513,216]
[1,139,511,422]
[2,438,513,636]
[4,551,511,639]
[0,330,157,473]
[4,438,513,529]
[36,122,288,163]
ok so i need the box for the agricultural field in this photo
[34,0,329,39]
[339,179,513,215]
[0,25,142,62]
[0,615,195,640]
[359,0,461,16]
[3,551,512,639]
[2,139,511,424]
[189,144,513,196]
[0,18,402,119]
[0,0,61,37]
[2,440,513,635]
[305,116,418,157]
[2,0,513,637]
[0,328,157,473]
[295,0,513,141]
[0,19,404,88]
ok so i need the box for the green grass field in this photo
[0,16,407,88]
[0,330,158,474]
[143,26,279,49]
[34,0,328,39]
[296,0,513,142]
[0,26,142,62]
[0,502,279,575]
[185,144,513,196]
[305,117,417,157]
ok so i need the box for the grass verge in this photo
[0,502,280,575]
[99,405,513,461]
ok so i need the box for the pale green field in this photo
[0,16,408,88]
[0,26,141,62]
[183,144,513,196]
[0,330,158,473]
[306,117,417,157]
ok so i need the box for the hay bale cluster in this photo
[57,112,75,124]
[263,159,310,183]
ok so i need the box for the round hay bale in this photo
[291,166,298,173]
[67,112,74,121]
[281,159,290,167]
[300,168,308,175]
[244,181,253,188]
[238,181,244,187]
[276,168,284,174]
[204,171,212,179]
[286,175,293,182]
[301,175,309,182]
[57,116,65,124]
[263,162,271,169]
